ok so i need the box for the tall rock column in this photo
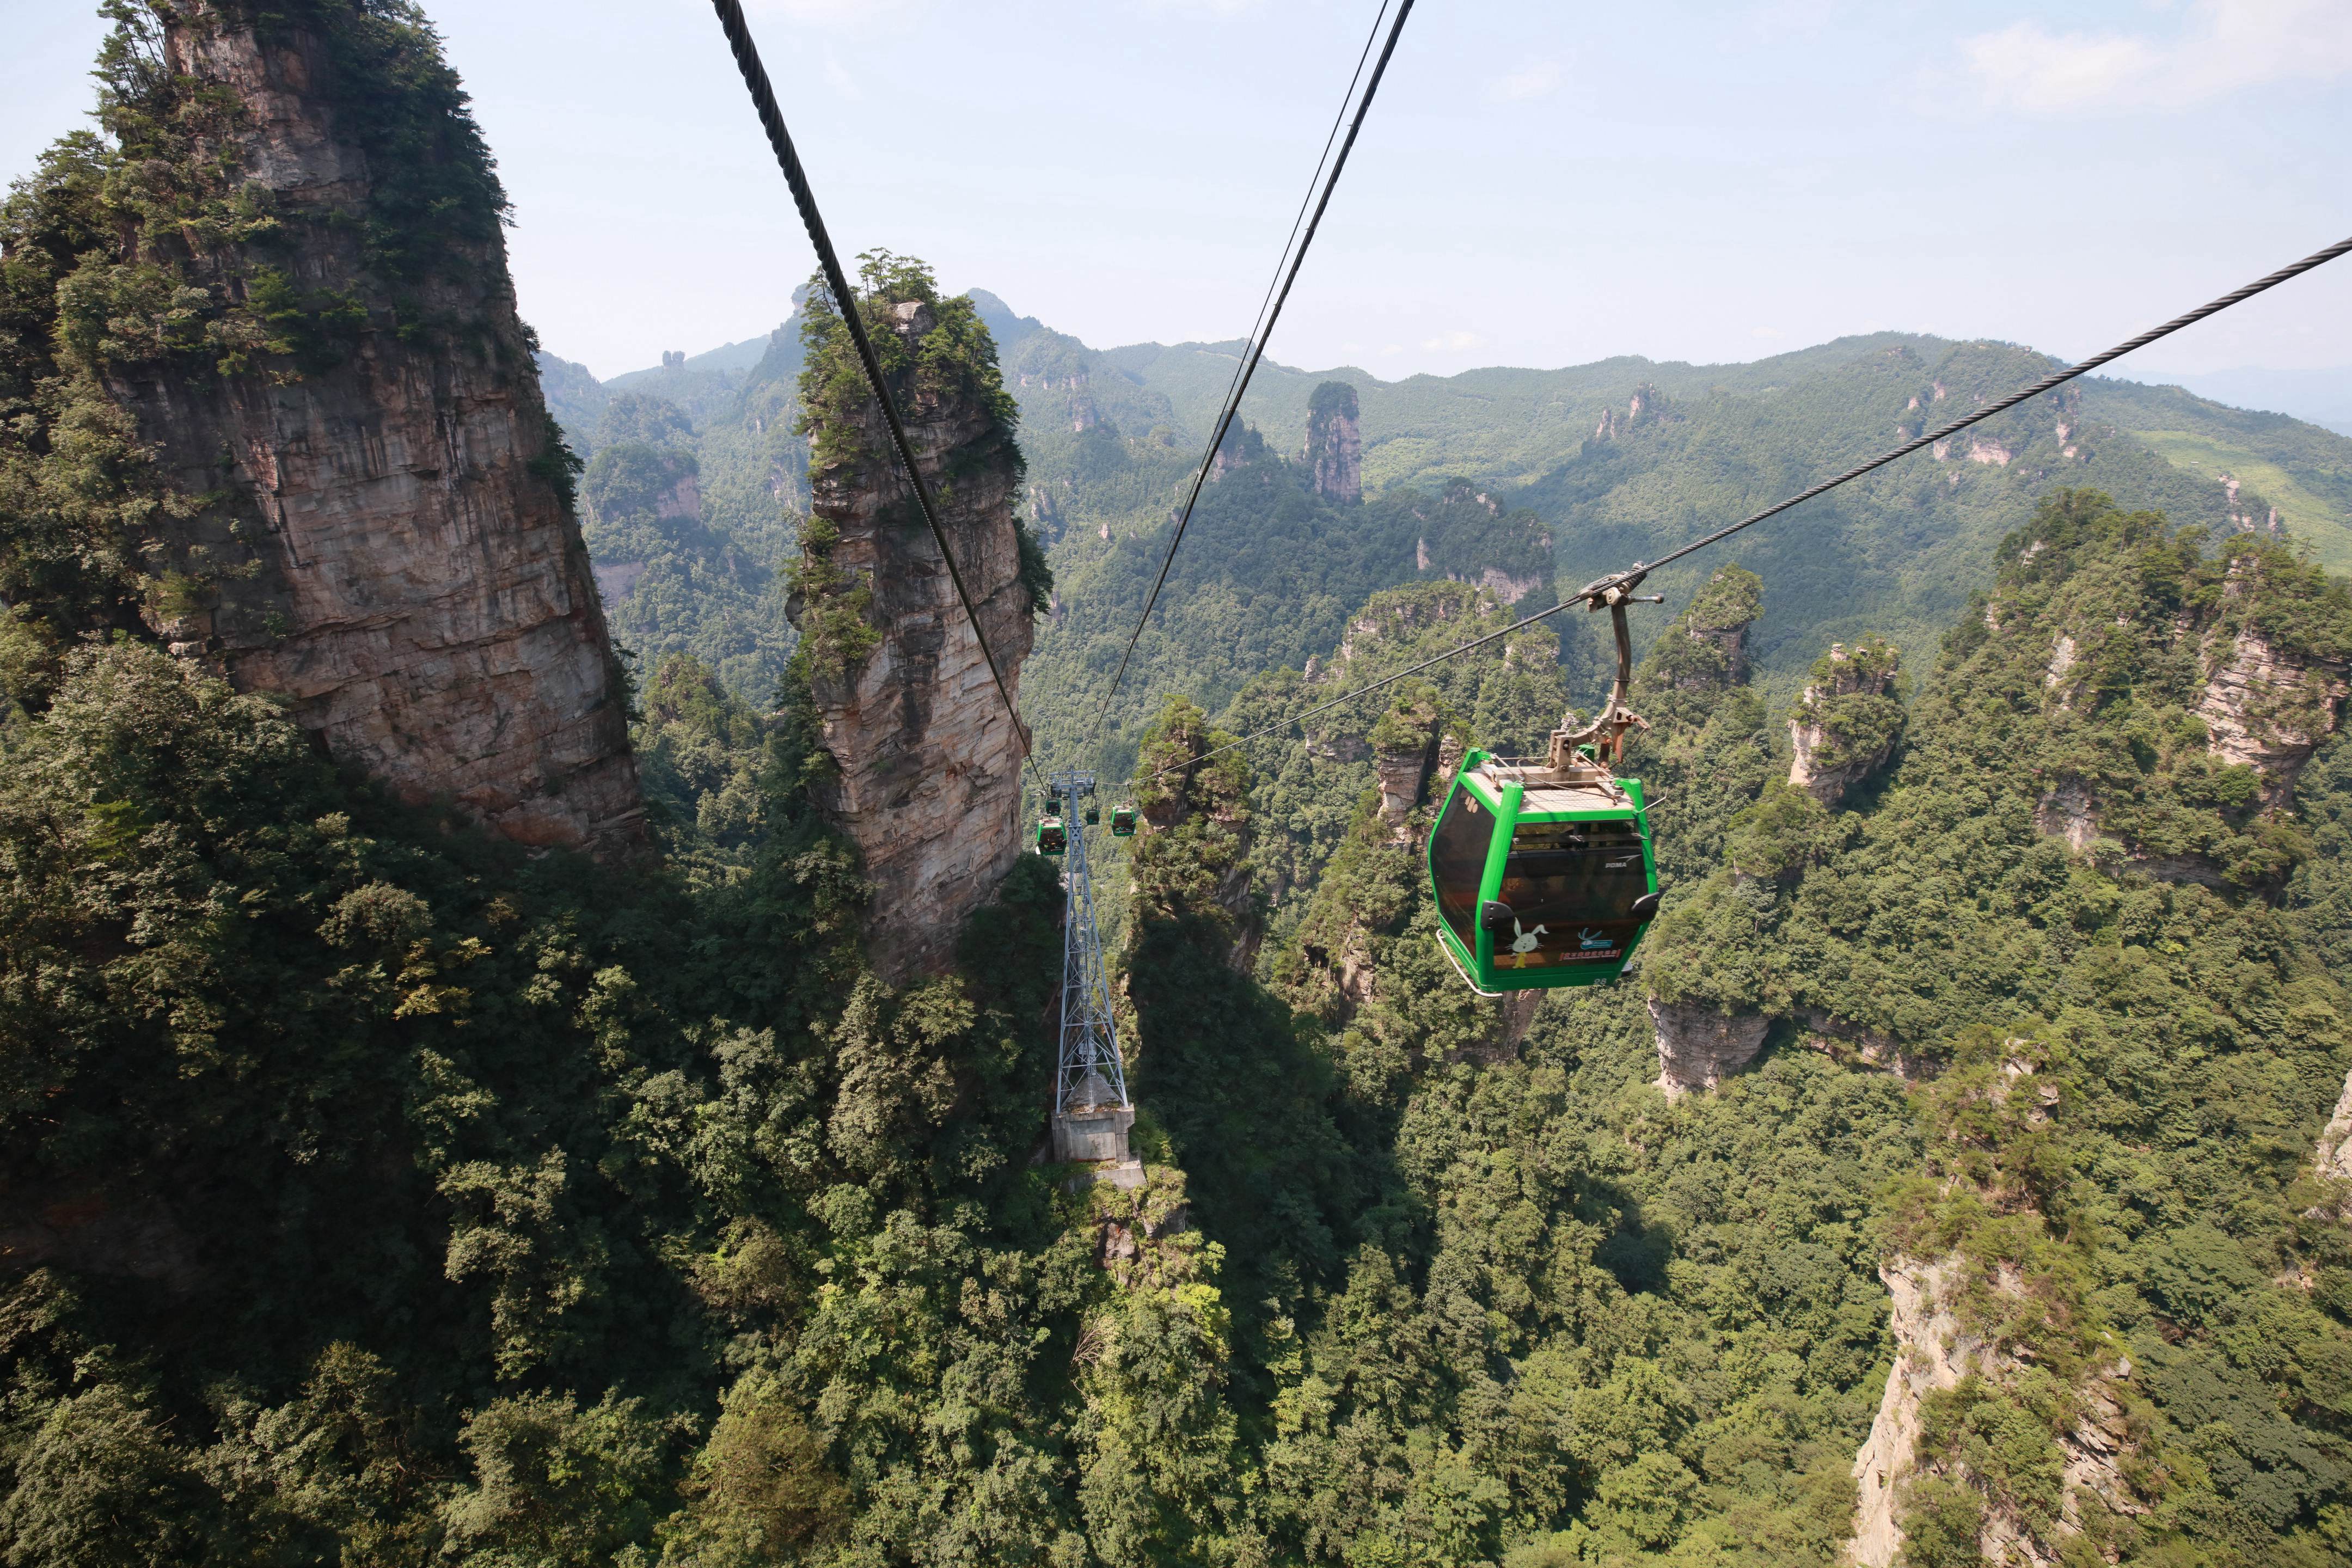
[1787,636,1903,808]
[0,2,641,853]
[1303,379,1363,504]
[791,263,1037,983]
[1639,565,1762,693]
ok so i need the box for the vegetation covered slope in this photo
[543,288,2352,767]
[15,8,2352,1565]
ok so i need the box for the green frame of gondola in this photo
[1426,749,1658,995]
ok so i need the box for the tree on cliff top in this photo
[791,248,1052,631]
[794,249,1020,472]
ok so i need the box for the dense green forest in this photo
[10,4,2352,1565]
[550,272,2352,757]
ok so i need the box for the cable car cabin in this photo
[1036,814,1068,855]
[1110,805,1137,837]
[1427,748,1660,994]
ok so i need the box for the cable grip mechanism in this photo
[1546,568,1663,776]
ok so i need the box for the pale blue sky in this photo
[7,0,2349,387]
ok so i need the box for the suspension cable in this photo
[1191,1,1392,494]
[710,0,1040,787]
[1141,231,2352,784]
[1088,0,1417,743]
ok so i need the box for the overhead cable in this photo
[709,0,1037,783]
[1089,0,1417,742]
[1143,230,2352,784]
[1191,1,1392,481]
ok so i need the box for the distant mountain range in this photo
[542,298,2352,773]
[2132,365,2352,438]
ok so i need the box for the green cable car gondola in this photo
[1036,813,1067,855]
[1110,803,1137,837]
[1427,577,1665,994]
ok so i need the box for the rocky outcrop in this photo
[2196,624,2347,805]
[1591,382,1674,444]
[2316,1070,2352,1184]
[1303,379,1363,503]
[1800,1011,1932,1081]
[1645,566,1762,693]
[1684,577,1757,687]
[793,291,1035,983]
[1476,567,1543,605]
[67,3,642,852]
[1848,1259,1959,1568]
[1650,999,1768,1098]
[1787,637,1902,808]
[1370,687,1442,838]
[1849,1257,2137,1568]
[1134,700,1260,973]
[2033,780,2096,852]
[1209,420,1269,481]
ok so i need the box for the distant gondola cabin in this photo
[1427,748,1659,993]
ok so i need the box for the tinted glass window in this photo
[1489,817,1649,973]
[1430,784,1492,952]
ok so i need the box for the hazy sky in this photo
[7,0,2349,384]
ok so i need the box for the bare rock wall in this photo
[798,302,1034,983]
[106,7,641,852]
[1650,998,1768,1098]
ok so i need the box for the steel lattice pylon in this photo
[1050,771,1130,1119]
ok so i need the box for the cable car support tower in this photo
[1046,771,1140,1179]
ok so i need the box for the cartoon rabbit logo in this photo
[1578,927,1615,951]
[1509,918,1548,965]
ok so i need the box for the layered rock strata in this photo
[1849,1257,2136,1567]
[1303,379,1363,503]
[2196,624,2347,806]
[57,3,641,852]
[793,294,1034,983]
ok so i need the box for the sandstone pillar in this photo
[793,284,1036,983]
[53,4,641,853]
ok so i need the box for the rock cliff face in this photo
[1209,419,1270,481]
[1640,565,1762,695]
[2316,1070,2352,1184]
[1370,688,1443,840]
[1650,999,1769,1098]
[1848,1257,2136,1568]
[792,285,1035,983]
[11,2,641,852]
[2196,624,2347,805]
[1786,637,1902,808]
[1303,379,1363,504]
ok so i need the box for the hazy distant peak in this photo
[966,289,1043,350]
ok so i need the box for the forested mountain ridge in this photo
[546,290,2352,785]
[1097,488,2352,1567]
[13,7,2350,1565]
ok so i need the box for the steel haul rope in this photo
[710,0,1038,784]
[1090,0,1418,742]
[1144,231,2352,783]
[1185,0,1392,507]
